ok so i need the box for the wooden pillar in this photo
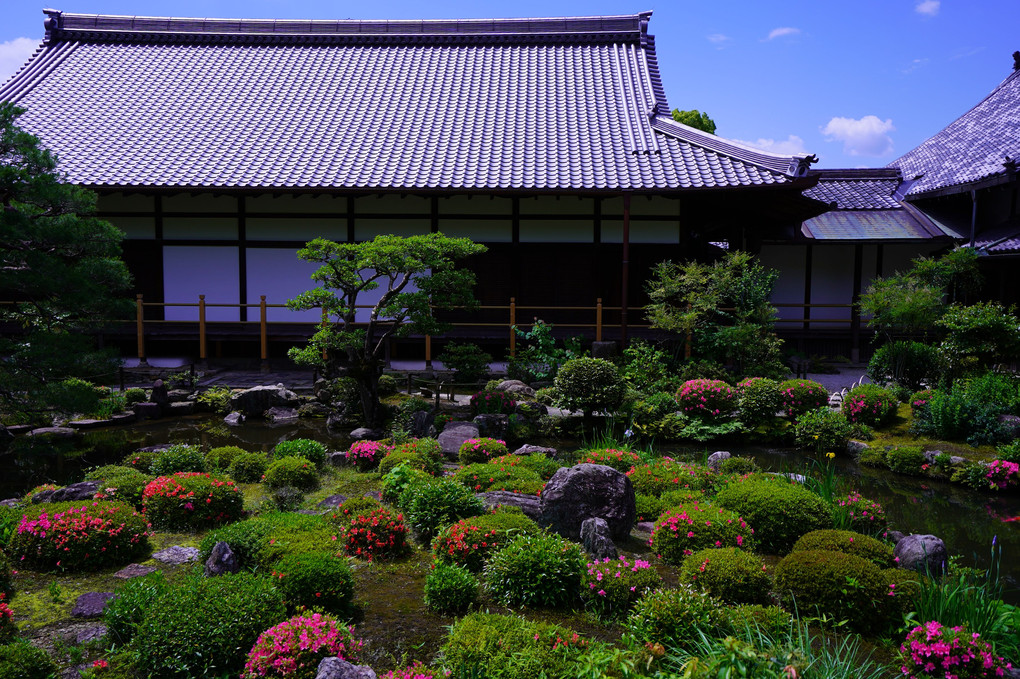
[621,193,631,348]
[509,296,516,358]
[259,295,269,371]
[596,298,603,342]
[135,293,146,364]
[425,334,432,369]
[802,245,813,334]
[198,295,207,362]
[851,245,863,363]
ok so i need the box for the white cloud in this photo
[706,33,731,47]
[822,115,896,157]
[766,27,800,41]
[0,37,37,83]
[733,135,808,156]
[902,57,929,74]
[915,0,940,16]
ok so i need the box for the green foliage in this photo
[104,571,173,644]
[884,445,927,475]
[553,357,625,418]
[773,549,890,631]
[134,572,287,678]
[715,604,793,640]
[453,461,542,493]
[122,449,157,473]
[997,439,1020,463]
[399,477,485,543]
[84,464,151,508]
[867,340,942,391]
[229,451,269,483]
[679,547,770,605]
[737,377,781,428]
[458,437,508,464]
[432,509,540,572]
[652,501,755,564]
[439,342,492,383]
[719,456,760,475]
[793,408,853,454]
[627,459,718,496]
[204,445,246,472]
[0,639,59,679]
[715,478,833,554]
[791,529,894,568]
[912,377,1014,446]
[621,340,678,393]
[580,555,662,620]
[938,301,1020,374]
[0,103,132,417]
[273,439,328,468]
[286,233,486,427]
[198,514,321,570]
[777,380,829,419]
[263,456,319,491]
[484,532,586,608]
[273,552,354,615]
[326,496,384,527]
[672,108,717,134]
[629,391,685,441]
[626,586,719,646]
[381,463,431,504]
[576,447,642,472]
[840,384,898,427]
[0,549,13,600]
[149,444,206,476]
[506,320,583,383]
[197,386,232,413]
[424,563,478,614]
[495,452,561,480]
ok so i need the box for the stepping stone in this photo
[72,592,115,619]
[317,494,348,509]
[76,623,108,644]
[114,563,157,579]
[152,545,201,565]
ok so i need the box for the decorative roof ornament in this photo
[1013,51,1020,71]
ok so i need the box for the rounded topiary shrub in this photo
[627,459,718,496]
[453,461,543,494]
[344,440,389,471]
[737,377,781,427]
[122,449,157,473]
[679,547,770,605]
[719,456,760,475]
[273,439,328,468]
[423,563,479,614]
[676,379,738,422]
[885,446,926,475]
[714,478,832,554]
[205,446,247,472]
[773,549,888,631]
[134,572,287,678]
[791,529,894,568]
[577,447,642,473]
[432,508,540,572]
[492,452,562,480]
[263,456,319,490]
[792,408,854,455]
[635,493,662,523]
[149,444,207,476]
[229,451,269,483]
[142,472,243,530]
[11,500,151,571]
[484,531,586,608]
[581,556,661,619]
[399,477,485,542]
[342,508,408,561]
[380,439,444,476]
[243,612,362,679]
[777,379,829,419]
[553,357,626,418]
[84,464,152,508]
[327,496,384,527]
[0,639,58,679]
[841,384,898,427]
[273,552,355,615]
[458,437,509,464]
[651,501,754,564]
[626,586,719,646]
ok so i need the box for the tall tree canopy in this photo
[671,109,717,135]
[0,102,131,415]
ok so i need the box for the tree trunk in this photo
[352,359,383,428]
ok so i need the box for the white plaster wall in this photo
[437,220,512,242]
[246,218,346,242]
[758,244,805,322]
[163,218,238,240]
[163,246,239,321]
[519,219,592,242]
[810,245,855,325]
[244,249,323,322]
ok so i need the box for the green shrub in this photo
[630,391,685,440]
[840,384,898,427]
[737,377,781,427]
[635,493,663,522]
[679,547,770,605]
[441,613,589,679]
[143,472,244,530]
[676,379,738,422]
[492,452,562,480]
[576,447,642,472]
[773,549,889,631]
[857,447,886,467]
[867,340,942,391]
[123,387,147,405]
[469,389,516,416]
[535,386,560,406]
[377,373,398,396]
[792,529,893,569]
[134,572,287,678]
[660,488,707,507]
[0,550,12,600]
[719,456,760,475]
[205,445,247,471]
[400,477,485,542]
[998,439,1020,463]
[326,496,384,527]
[580,555,662,619]
[777,379,829,419]
[229,451,269,483]
[197,385,232,413]
[10,500,151,571]
[484,532,586,608]
[273,552,355,615]
[381,463,431,504]
[242,612,362,679]
[379,440,444,476]
[553,357,626,418]
[627,459,718,496]
[432,509,540,572]
[651,501,754,564]
[122,449,157,473]
[198,513,337,569]
[626,586,719,646]
[714,478,832,554]
[149,444,206,476]
[793,408,853,454]
[263,456,319,490]
[453,461,542,493]
[458,437,509,464]
[84,464,152,508]
[912,385,1011,446]
[424,563,479,614]
[885,445,927,475]
[716,604,793,639]
[272,439,328,468]
[0,639,58,679]
[104,571,173,644]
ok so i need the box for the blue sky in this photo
[1,1,1016,168]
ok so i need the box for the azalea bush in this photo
[273,552,355,615]
[242,612,363,679]
[715,478,832,553]
[11,500,151,571]
[458,437,508,464]
[676,379,738,422]
[399,477,485,542]
[898,621,1011,679]
[142,472,243,530]
[580,556,661,619]
[679,547,770,605]
[841,384,898,427]
[273,439,328,468]
[578,447,642,473]
[345,440,389,471]
[470,389,516,416]
[452,461,543,494]
[627,459,718,497]
[263,456,319,491]
[777,379,829,419]
[341,508,408,561]
[986,459,1020,490]
[651,501,754,563]
[832,491,888,534]
[431,509,540,572]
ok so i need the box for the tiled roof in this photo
[0,10,815,191]
[801,212,940,240]
[974,218,1020,254]
[803,169,902,210]
[890,67,1020,197]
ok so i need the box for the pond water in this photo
[3,415,1018,602]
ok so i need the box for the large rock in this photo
[229,384,300,418]
[540,464,635,542]
[150,379,169,406]
[133,402,162,419]
[473,414,508,439]
[478,490,541,521]
[580,517,617,560]
[152,545,201,565]
[408,410,435,438]
[438,421,479,457]
[224,411,245,426]
[894,534,948,574]
[33,481,100,504]
[706,451,731,472]
[316,657,377,679]
[26,427,77,439]
[266,406,299,422]
[846,440,870,458]
[496,380,536,398]
[166,401,195,416]
[349,427,385,441]
[512,444,558,458]
[204,541,239,577]
[71,592,115,619]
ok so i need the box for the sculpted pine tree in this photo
[0,103,131,415]
[671,109,717,135]
[287,233,486,427]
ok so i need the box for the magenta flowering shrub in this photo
[580,556,661,619]
[470,390,516,416]
[650,501,755,565]
[777,379,829,419]
[898,621,1012,679]
[910,389,934,418]
[243,612,363,679]
[675,379,737,422]
[142,472,243,530]
[840,384,898,427]
[0,594,15,643]
[11,500,151,571]
[381,662,437,679]
[458,437,508,464]
[627,459,719,496]
[833,491,888,534]
[345,440,389,471]
[986,460,1020,490]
